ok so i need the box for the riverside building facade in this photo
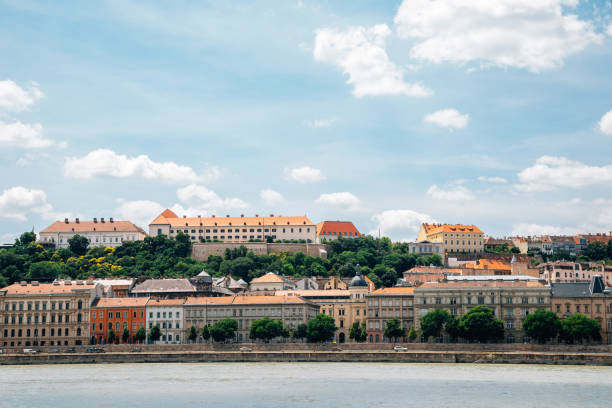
[365,287,415,343]
[90,298,148,344]
[145,298,185,344]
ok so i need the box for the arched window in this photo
[77,313,82,322]
[77,328,81,336]
[77,300,83,310]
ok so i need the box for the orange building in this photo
[316,221,361,243]
[90,298,148,344]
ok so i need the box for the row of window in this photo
[368,299,411,307]
[93,322,145,332]
[4,300,82,311]
[554,303,612,314]
[420,296,545,305]
[184,307,304,318]
[149,311,180,319]
[321,231,357,236]
[148,321,181,329]
[171,227,310,234]
[4,313,82,324]
[92,311,144,319]
[2,327,81,338]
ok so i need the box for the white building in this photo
[145,299,185,344]
[39,218,146,249]
[407,240,443,256]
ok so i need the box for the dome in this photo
[349,265,368,287]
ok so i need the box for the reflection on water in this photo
[3,362,612,408]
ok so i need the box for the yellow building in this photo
[418,223,484,254]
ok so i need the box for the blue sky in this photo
[1,0,612,242]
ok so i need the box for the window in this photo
[506,320,514,329]
[435,298,441,305]
[521,297,528,304]
[477,297,485,305]
[506,297,512,304]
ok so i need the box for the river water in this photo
[2,362,612,408]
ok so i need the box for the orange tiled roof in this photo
[462,259,511,271]
[93,298,149,308]
[316,221,361,236]
[418,280,545,289]
[40,220,145,234]
[183,295,308,305]
[149,210,314,228]
[370,287,414,295]
[422,223,483,235]
[275,290,350,297]
[1,282,96,295]
[406,266,463,274]
[149,209,178,225]
[250,273,285,284]
[184,296,234,305]
[146,298,186,306]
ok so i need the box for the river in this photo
[2,362,612,407]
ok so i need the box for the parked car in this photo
[239,346,252,352]
[393,346,408,352]
[86,347,105,353]
[65,348,76,353]
[23,348,39,354]
[48,349,60,353]
[130,348,142,353]
[330,347,343,352]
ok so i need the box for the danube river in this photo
[3,362,612,407]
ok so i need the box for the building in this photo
[413,279,550,343]
[402,266,462,286]
[550,236,578,257]
[417,223,484,254]
[316,221,361,243]
[90,297,148,344]
[0,280,97,347]
[130,272,232,298]
[526,236,553,255]
[146,298,185,344]
[407,240,443,256]
[511,238,529,254]
[551,276,612,344]
[460,259,512,276]
[249,272,296,291]
[93,279,134,298]
[183,295,319,343]
[214,276,248,293]
[149,209,316,243]
[483,237,515,252]
[39,218,146,249]
[366,287,415,343]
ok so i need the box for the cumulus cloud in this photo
[176,184,247,210]
[0,121,65,149]
[64,149,200,184]
[0,186,53,221]
[260,189,284,205]
[607,22,612,36]
[599,109,612,135]
[511,222,580,236]
[516,156,612,191]
[426,185,474,201]
[394,0,602,72]
[316,192,361,211]
[314,24,431,97]
[369,209,436,240]
[285,166,325,183]
[478,176,507,183]
[0,80,44,112]
[424,108,469,129]
[116,200,165,230]
[305,118,336,128]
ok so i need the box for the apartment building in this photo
[417,223,484,254]
[0,280,97,347]
[413,279,550,343]
[146,298,185,344]
[537,261,612,285]
[39,217,146,249]
[90,298,148,344]
[365,287,414,343]
[407,240,443,256]
[183,295,319,343]
[316,221,361,243]
[149,209,316,243]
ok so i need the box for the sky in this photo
[1,0,612,243]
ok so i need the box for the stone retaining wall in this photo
[191,243,328,261]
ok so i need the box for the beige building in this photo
[316,221,361,243]
[551,276,612,344]
[39,217,146,249]
[183,295,319,342]
[249,272,296,291]
[366,287,415,343]
[414,279,550,343]
[0,280,97,348]
[417,223,484,254]
[149,209,316,243]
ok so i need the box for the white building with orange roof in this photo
[417,223,484,254]
[249,272,295,291]
[316,221,361,243]
[39,217,146,249]
[146,298,185,344]
[149,209,316,244]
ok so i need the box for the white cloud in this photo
[260,189,284,205]
[0,121,65,149]
[597,208,612,227]
[116,200,165,230]
[0,186,53,221]
[313,24,431,97]
[64,149,200,184]
[511,222,580,236]
[316,192,361,211]
[201,165,222,182]
[424,108,469,129]
[426,185,475,201]
[285,166,326,183]
[516,156,612,191]
[176,184,248,210]
[478,176,507,183]
[599,109,612,135]
[394,0,602,72]
[607,22,612,36]
[305,118,336,128]
[0,80,44,112]
[369,209,436,239]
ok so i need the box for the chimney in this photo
[212,215,216,218]
[31,281,39,286]
[110,217,114,223]
[64,218,69,224]
[101,217,105,223]
[20,281,27,286]
[183,215,186,218]
[75,218,80,223]
[93,218,97,223]
[240,214,244,217]
[255,214,259,217]
[226,214,230,217]
[270,214,274,217]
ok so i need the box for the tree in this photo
[149,324,161,343]
[367,272,382,289]
[349,320,368,342]
[250,317,285,342]
[586,242,608,261]
[384,318,405,342]
[188,325,198,343]
[522,310,562,344]
[26,261,60,282]
[209,318,238,342]
[202,325,210,342]
[381,270,398,287]
[68,234,90,256]
[15,232,36,246]
[510,246,521,254]
[107,329,116,344]
[560,313,601,344]
[292,323,308,341]
[306,314,337,343]
[459,306,504,343]
[420,309,452,340]
[134,327,146,343]
[122,327,131,343]
[408,326,418,342]
[174,231,192,258]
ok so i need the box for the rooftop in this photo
[462,259,511,271]
[370,287,414,295]
[93,297,149,308]
[40,219,145,234]
[422,223,483,235]
[150,209,314,227]
[184,295,310,305]
[1,281,96,295]
[316,221,361,236]
[250,272,286,284]
[275,290,350,298]
[417,280,546,289]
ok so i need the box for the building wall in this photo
[39,230,146,249]
[551,296,612,344]
[408,241,443,256]
[90,306,146,344]
[365,294,414,343]
[191,243,328,261]
[154,223,316,244]
[146,306,183,344]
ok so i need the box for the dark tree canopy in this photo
[250,317,285,342]
[349,320,368,343]
[384,318,405,341]
[459,306,504,343]
[306,314,337,343]
[209,318,238,342]
[68,234,90,256]
[560,313,601,343]
[522,310,561,344]
[149,324,161,342]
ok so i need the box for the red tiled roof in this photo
[93,298,149,308]
[422,223,483,235]
[316,221,361,236]
[462,259,511,271]
[370,287,414,295]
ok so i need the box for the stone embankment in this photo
[2,344,612,366]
